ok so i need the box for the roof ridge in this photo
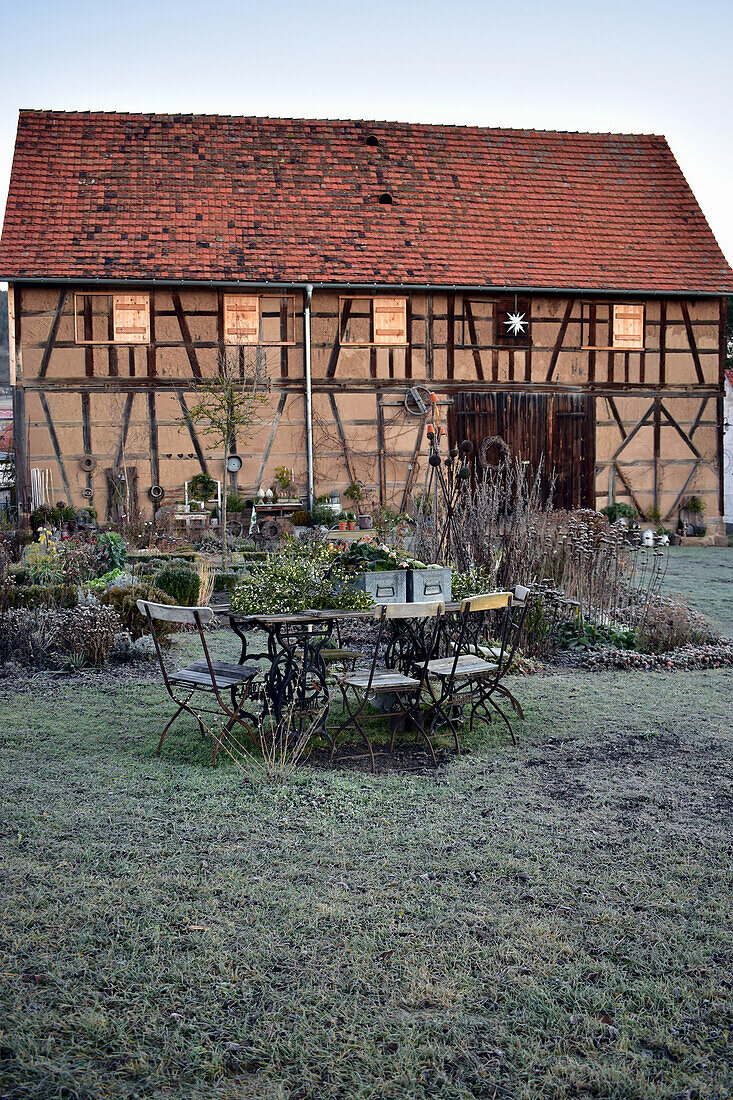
[15,108,666,141]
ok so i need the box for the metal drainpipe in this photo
[304,284,315,511]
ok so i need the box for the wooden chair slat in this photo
[188,659,259,677]
[460,591,512,613]
[170,669,254,688]
[136,599,214,625]
[343,670,421,690]
[383,599,444,620]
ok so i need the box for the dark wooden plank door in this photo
[450,391,595,510]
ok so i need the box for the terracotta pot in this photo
[347,522,356,530]
[338,522,347,531]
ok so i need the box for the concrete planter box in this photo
[407,567,452,603]
[353,569,407,604]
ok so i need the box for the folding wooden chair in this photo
[137,600,260,763]
[425,590,520,747]
[328,601,444,770]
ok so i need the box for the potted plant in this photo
[345,479,375,529]
[337,512,348,532]
[346,511,356,531]
[290,509,313,533]
[600,502,637,527]
[274,466,297,500]
[684,495,706,535]
[335,540,407,603]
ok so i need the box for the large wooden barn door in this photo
[451,392,595,510]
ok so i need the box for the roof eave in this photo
[3,274,731,298]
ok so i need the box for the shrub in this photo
[230,546,372,616]
[684,495,705,515]
[311,502,336,527]
[290,510,313,527]
[0,608,64,666]
[213,572,238,594]
[335,541,428,574]
[451,567,497,602]
[88,567,127,590]
[226,493,247,514]
[9,563,29,586]
[111,631,157,663]
[554,619,637,652]
[98,583,177,640]
[7,583,78,609]
[58,534,102,583]
[58,605,121,666]
[635,593,717,653]
[154,565,201,606]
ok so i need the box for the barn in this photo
[1,111,731,528]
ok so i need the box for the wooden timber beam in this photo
[610,404,655,462]
[605,396,627,440]
[680,303,706,384]
[659,401,702,459]
[545,299,574,382]
[463,300,485,382]
[114,394,135,470]
[176,392,209,475]
[172,291,203,379]
[327,300,352,378]
[20,376,724,398]
[689,395,710,439]
[37,392,73,500]
[37,291,67,379]
[81,392,94,502]
[328,393,358,484]
[663,461,701,523]
[254,391,287,488]
[376,393,386,505]
[613,462,645,516]
[147,391,160,496]
[446,294,455,381]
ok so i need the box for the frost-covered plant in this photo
[57,605,121,666]
[450,566,499,602]
[0,608,64,665]
[231,544,372,615]
[76,588,102,608]
[111,631,157,663]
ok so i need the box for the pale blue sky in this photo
[1,0,731,262]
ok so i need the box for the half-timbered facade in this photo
[1,112,731,524]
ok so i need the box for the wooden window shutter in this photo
[373,297,407,345]
[223,295,260,344]
[613,304,644,349]
[113,293,150,343]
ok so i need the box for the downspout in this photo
[304,284,315,511]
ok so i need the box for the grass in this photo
[0,548,732,1099]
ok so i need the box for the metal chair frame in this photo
[138,600,259,763]
[425,588,529,746]
[329,601,445,770]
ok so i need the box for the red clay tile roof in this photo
[1,110,732,293]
